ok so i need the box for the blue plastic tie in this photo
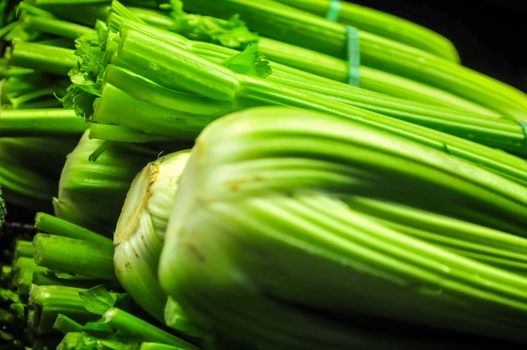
[325,1,360,86]
[346,26,360,86]
[326,0,341,21]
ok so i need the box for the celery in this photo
[14,240,34,259]
[35,212,113,246]
[119,5,499,115]
[102,308,199,349]
[28,285,101,334]
[183,0,527,119]
[160,107,527,347]
[33,234,116,280]
[0,108,86,136]
[19,14,95,39]
[7,41,78,75]
[79,21,527,187]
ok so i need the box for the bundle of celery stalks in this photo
[2,0,527,349]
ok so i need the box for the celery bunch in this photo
[182,0,527,119]
[160,107,527,348]
[43,6,524,165]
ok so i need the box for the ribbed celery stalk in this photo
[33,234,116,280]
[275,0,459,61]
[7,41,77,75]
[54,306,200,349]
[0,108,86,136]
[257,37,494,115]
[0,59,34,77]
[112,149,208,343]
[35,212,113,245]
[33,9,508,137]
[160,107,527,347]
[19,13,95,39]
[89,19,517,154]
[54,131,156,234]
[182,0,527,119]
[25,1,111,27]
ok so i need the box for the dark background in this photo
[347,0,527,93]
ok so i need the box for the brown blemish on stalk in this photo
[226,175,265,192]
[188,243,206,263]
[114,162,160,245]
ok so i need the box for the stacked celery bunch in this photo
[2,0,527,349]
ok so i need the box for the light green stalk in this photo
[0,108,86,136]
[33,234,116,280]
[35,212,113,246]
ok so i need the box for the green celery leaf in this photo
[78,285,117,315]
[62,21,106,117]
[222,43,272,78]
[169,0,258,49]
